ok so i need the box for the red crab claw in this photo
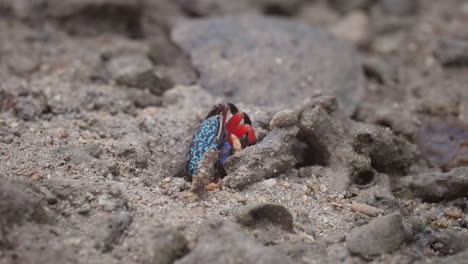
[225,104,256,145]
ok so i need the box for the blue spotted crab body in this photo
[185,103,256,181]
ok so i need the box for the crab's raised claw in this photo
[232,124,256,145]
[225,112,244,132]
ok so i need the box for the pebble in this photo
[262,178,277,188]
[347,212,407,257]
[331,11,370,47]
[350,202,382,217]
[445,209,463,219]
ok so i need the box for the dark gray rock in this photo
[172,16,364,114]
[236,203,294,232]
[223,126,298,190]
[399,167,468,202]
[435,38,468,67]
[14,91,48,121]
[93,212,133,252]
[352,126,420,176]
[175,219,294,264]
[381,0,418,16]
[107,53,173,95]
[142,227,189,264]
[347,212,407,257]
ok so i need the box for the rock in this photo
[107,53,173,95]
[347,212,407,257]
[331,11,370,47]
[147,33,198,85]
[350,202,382,217]
[261,178,277,188]
[14,91,48,121]
[435,38,468,67]
[298,102,373,191]
[269,109,298,129]
[142,227,189,264]
[172,16,364,114]
[352,126,420,176]
[399,167,468,202]
[236,203,294,232]
[381,0,418,16]
[93,212,133,252]
[175,219,294,264]
[223,126,298,190]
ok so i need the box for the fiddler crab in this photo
[185,103,256,188]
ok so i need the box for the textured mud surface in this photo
[1,1,468,264]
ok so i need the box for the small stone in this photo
[347,212,407,257]
[269,110,298,129]
[436,218,450,229]
[77,204,91,215]
[350,202,382,217]
[236,203,294,232]
[435,38,468,67]
[262,178,277,188]
[142,227,189,264]
[331,11,370,47]
[445,209,463,219]
[14,91,48,121]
